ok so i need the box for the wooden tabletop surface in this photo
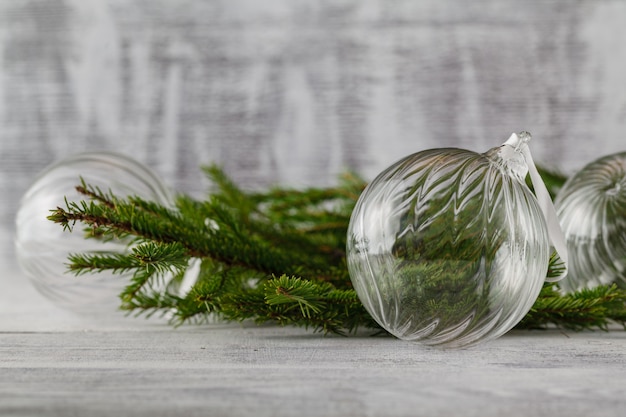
[2,268,626,417]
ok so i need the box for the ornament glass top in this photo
[347,133,566,348]
[555,152,626,292]
[15,152,173,316]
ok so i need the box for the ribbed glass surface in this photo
[555,152,626,293]
[15,152,173,315]
[347,144,550,348]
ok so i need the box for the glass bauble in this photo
[15,152,173,315]
[555,152,626,293]
[347,134,554,348]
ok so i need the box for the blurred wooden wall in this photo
[1,0,626,266]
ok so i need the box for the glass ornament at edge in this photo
[15,152,175,317]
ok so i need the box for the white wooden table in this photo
[2,267,626,417]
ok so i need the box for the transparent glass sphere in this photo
[15,152,173,315]
[555,152,626,293]
[347,138,550,348]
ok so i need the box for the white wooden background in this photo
[1,0,626,272]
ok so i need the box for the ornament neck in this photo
[504,131,532,151]
[484,132,531,181]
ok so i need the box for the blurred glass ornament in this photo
[555,152,626,293]
[15,152,174,316]
[346,133,567,348]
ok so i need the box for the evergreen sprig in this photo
[518,283,626,331]
[47,165,626,335]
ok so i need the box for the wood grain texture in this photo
[1,2,626,277]
[1,324,626,417]
[0,267,624,417]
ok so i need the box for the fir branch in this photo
[518,284,626,330]
[75,177,117,209]
[46,165,626,337]
[265,275,327,318]
[130,242,190,275]
[67,251,137,276]
[119,289,182,319]
[547,252,567,280]
[252,275,376,335]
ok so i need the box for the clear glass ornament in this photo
[15,152,173,315]
[347,133,563,348]
[555,152,626,293]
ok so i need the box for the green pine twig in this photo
[519,283,626,331]
[46,165,626,336]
